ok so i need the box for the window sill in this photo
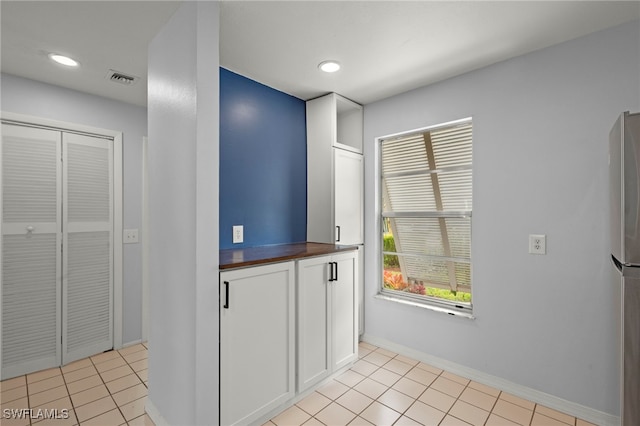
[374,293,475,319]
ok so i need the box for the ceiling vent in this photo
[106,69,139,86]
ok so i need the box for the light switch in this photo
[233,225,243,244]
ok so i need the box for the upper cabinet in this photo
[307,93,364,245]
[307,93,363,154]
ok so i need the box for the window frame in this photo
[376,117,473,317]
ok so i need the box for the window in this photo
[379,118,472,314]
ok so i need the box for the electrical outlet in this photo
[124,229,139,244]
[529,234,546,255]
[233,225,243,244]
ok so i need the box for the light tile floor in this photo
[0,343,154,426]
[267,342,598,426]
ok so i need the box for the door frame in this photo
[0,111,124,374]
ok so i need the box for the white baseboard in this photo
[362,334,619,426]
[121,339,143,349]
[145,398,169,426]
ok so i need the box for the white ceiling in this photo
[2,1,639,107]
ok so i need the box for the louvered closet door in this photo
[1,124,62,379]
[62,133,113,364]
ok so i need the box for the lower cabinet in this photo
[219,262,296,426]
[297,251,358,392]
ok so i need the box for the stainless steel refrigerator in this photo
[610,111,640,426]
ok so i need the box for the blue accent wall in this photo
[219,68,307,249]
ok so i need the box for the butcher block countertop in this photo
[219,242,358,270]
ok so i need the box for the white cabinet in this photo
[297,251,358,392]
[307,93,363,245]
[220,262,295,426]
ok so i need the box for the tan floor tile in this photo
[118,344,146,357]
[485,413,521,426]
[296,391,331,416]
[441,371,470,386]
[369,368,401,387]
[393,415,422,425]
[271,405,310,426]
[1,385,27,403]
[66,375,102,395]
[358,342,377,351]
[353,378,388,400]
[350,360,378,377]
[440,414,473,426]
[499,392,535,410]
[123,350,147,364]
[32,408,78,426]
[119,396,146,421]
[61,358,93,374]
[1,396,28,411]
[129,359,148,372]
[491,399,533,426]
[63,366,98,384]
[374,348,397,358]
[29,376,66,395]
[394,354,419,366]
[448,400,489,426]
[416,362,443,375]
[360,401,401,426]
[377,388,414,413]
[27,368,61,384]
[576,419,597,426]
[136,369,148,382]
[1,376,26,392]
[31,395,73,414]
[404,400,446,425]
[303,417,325,426]
[531,412,570,426]
[430,376,465,398]
[468,381,501,397]
[94,357,126,373]
[99,365,134,383]
[363,351,392,367]
[335,370,366,388]
[418,387,456,412]
[70,384,109,408]
[459,387,498,411]
[391,377,427,399]
[75,395,117,423]
[315,402,356,426]
[105,373,141,394]
[347,416,374,425]
[404,367,437,386]
[112,383,147,407]
[535,405,575,425]
[336,389,374,415]
[358,347,373,358]
[382,359,412,376]
[80,407,125,426]
[90,351,121,365]
[317,380,350,400]
[129,413,156,426]
[28,385,69,407]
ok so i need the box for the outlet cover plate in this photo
[124,229,139,244]
[233,225,243,244]
[529,234,546,255]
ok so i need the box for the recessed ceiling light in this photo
[318,60,340,73]
[48,53,79,67]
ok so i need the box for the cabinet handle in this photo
[336,226,341,242]
[223,281,230,309]
[334,262,338,282]
[328,263,335,282]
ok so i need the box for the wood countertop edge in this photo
[219,242,359,270]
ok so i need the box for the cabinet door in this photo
[297,256,331,392]
[220,262,295,426]
[334,149,363,245]
[331,252,358,370]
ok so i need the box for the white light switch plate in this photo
[124,229,139,244]
[233,225,243,244]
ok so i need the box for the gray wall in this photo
[363,20,640,415]
[1,72,145,345]
[147,2,219,424]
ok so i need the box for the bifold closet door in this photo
[62,133,113,364]
[1,124,62,379]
